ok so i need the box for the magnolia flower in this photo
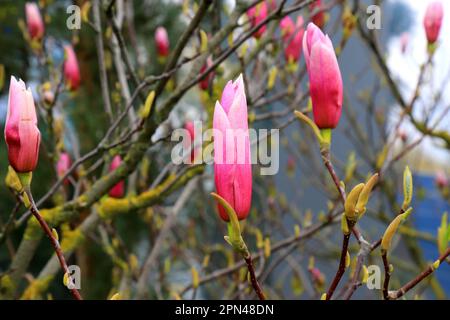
[199,57,214,91]
[400,32,409,54]
[25,2,44,40]
[303,23,343,129]
[424,1,444,44]
[184,121,200,163]
[310,267,325,286]
[435,171,448,189]
[247,2,268,39]
[309,0,326,29]
[155,26,170,57]
[108,155,125,198]
[281,16,305,63]
[5,76,41,173]
[57,152,72,185]
[267,0,277,11]
[213,74,252,221]
[64,45,81,91]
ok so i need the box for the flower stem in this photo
[23,187,83,300]
[382,250,391,300]
[387,247,450,300]
[326,232,351,300]
[243,253,266,300]
[320,148,346,203]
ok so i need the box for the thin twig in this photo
[382,250,391,299]
[326,233,350,300]
[24,188,82,300]
[388,247,450,300]
[244,254,266,300]
[93,0,114,123]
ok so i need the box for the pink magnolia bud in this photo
[309,0,326,29]
[309,267,325,286]
[25,2,44,40]
[5,76,41,173]
[281,16,304,63]
[398,128,408,143]
[57,152,72,185]
[435,171,448,189]
[199,57,214,91]
[400,32,409,54]
[267,0,277,11]
[303,23,343,129]
[108,155,125,198]
[184,121,199,163]
[247,2,268,39]
[213,74,252,221]
[280,16,295,37]
[287,155,296,172]
[424,1,444,44]
[155,27,170,57]
[64,45,81,91]
[43,90,54,104]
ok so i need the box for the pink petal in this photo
[280,16,295,38]
[220,80,235,114]
[309,41,343,129]
[213,101,236,221]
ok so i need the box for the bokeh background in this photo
[0,0,448,300]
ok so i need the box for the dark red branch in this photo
[388,247,450,300]
[382,251,391,300]
[326,233,351,300]
[25,189,82,300]
[244,255,266,300]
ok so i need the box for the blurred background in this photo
[0,0,448,300]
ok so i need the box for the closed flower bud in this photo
[213,74,252,221]
[287,155,296,175]
[280,16,295,37]
[303,23,343,129]
[309,0,326,29]
[423,1,444,44]
[43,89,54,105]
[435,170,448,189]
[247,2,268,39]
[5,76,41,173]
[280,16,304,63]
[309,267,325,287]
[184,121,200,163]
[25,2,44,40]
[267,0,277,11]
[199,57,214,91]
[400,33,409,54]
[108,155,125,198]
[398,128,408,142]
[63,45,81,91]
[155,26,170,57]
[57,152,72,185]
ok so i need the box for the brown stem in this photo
[244,254,266,300]
[321,148,354,300]
[24,188,82,300]
[321,148,346,203]
[382,251,391,300]
[326,232,351,300]
[388,247,450,300]
[320,148,362,243]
